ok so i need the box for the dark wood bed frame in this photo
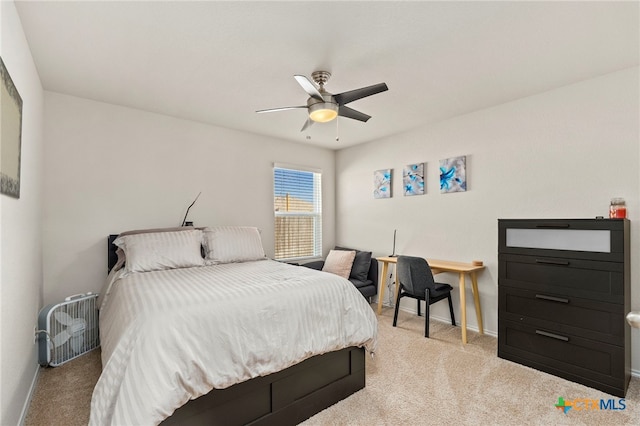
[107,235,366,425]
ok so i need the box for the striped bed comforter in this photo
[89,259,378,425]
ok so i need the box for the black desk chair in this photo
[393,255,456,337]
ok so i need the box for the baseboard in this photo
[395,304,498,338]
[18,365,40,425]
[429,312,498,338]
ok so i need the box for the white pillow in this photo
[114,229,204,273]
[203,226,267,264]
[322,249,356,279]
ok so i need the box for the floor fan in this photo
[36,293,100,367]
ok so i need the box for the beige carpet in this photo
[25,346,101,426]
[26,306,639,425]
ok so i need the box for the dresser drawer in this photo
[499,253,624,303]
[498,219,627,262]
[499,286,624,345]
[498,319,627,397]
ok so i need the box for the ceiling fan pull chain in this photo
[336,116,340,142]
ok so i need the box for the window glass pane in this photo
[274,167,322,260]
[274,169,315,212]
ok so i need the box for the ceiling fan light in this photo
[308,102,338,123]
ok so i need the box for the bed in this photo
[89,227,378,425]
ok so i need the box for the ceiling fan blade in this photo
[300,118,314,132]
[256,106,307,114]
[294,75,324,102]
[338,105,371,122]
[334,83,388,105]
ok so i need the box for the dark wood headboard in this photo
[108,234,119,273]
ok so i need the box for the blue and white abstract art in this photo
[403,163,424,196]
[440,156,467,193]
[374,169,392,199]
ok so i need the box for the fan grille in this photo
[37,294,100,367]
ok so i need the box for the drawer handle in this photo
[535,259,570,266]
[535,294,569,304]
[535,223,570,228]
[536,330,569,342]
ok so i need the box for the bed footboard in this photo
[161,346,365,426]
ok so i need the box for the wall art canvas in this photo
[0,57,23,199]
[403,163,424,196]
[374,169,392,199]
[440,156,466,193]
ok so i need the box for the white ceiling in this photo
[14,1,639,149]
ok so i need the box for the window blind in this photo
[273,166,322,261]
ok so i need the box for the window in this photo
[273,165,322,261]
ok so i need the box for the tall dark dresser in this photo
[498,218,630,397]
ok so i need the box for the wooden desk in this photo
[376,256,485,344]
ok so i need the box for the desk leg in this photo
[377,261,389,315]
[470,272,484,335]
[458,273,467,344]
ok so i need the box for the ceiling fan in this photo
[256,71,388,132]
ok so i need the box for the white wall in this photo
[0,1,44,424]
[335,68,640,369]
[42,92,336,305]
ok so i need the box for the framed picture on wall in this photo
[0,57,23,199]
[403,163,424,196]
[440,156,466,193]
[374,169,392,198]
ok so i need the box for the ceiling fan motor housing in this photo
[307,93,338,123]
